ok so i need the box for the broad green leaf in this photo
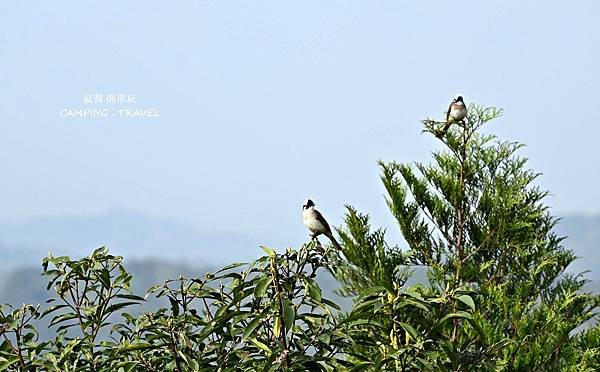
[49,312,78,327]
[254,276,272,298]
[250,338,271,354]
[242,316,264,341]
[352,298,383,313]
[169,296,179,317]
[0,357,19,371]
[216,262,248,274]
[357,286,386,301]
[282,299,295,333]
[99,268,111,289]
[305,277,322,303]
[405,290,425,301]
[48,256,71,265]
[397,298,429,312]
[106,302,140,314]
[92,246,107,256]
[399,322,419,340]
[260,246,276,257]
[318,333,331,344]
[273,316,281,338]
[115,294,146,302]
[55,323,78,333]
[456,294,475,311]
[438,311,473,326]
[40,304,69,318]
[118,343,156,352]
[321,298,341,311]
[177,350,189,364]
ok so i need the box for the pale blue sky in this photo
[1,1,599,252]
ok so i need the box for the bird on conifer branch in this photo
[439,95,468,136]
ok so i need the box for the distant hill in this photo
[0,258,214,340]
[0,258,209,308]
[555,215,600,293]
[0,208,262,271]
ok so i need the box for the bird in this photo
[440,95,468,136]
[302,199,342,250]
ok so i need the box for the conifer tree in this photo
[337,104,600,370]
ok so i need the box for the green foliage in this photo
[338,104,600,370]
[1,246,489,371]
[343,284,508,370]
[336,206,406,297]
[1,247,144,371]
[1,244,357,371]
[1,103,598,371]
[0,304,39,371]
[108,243,353,371]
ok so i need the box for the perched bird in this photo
[440,95,468,136]
[302,199,341,250]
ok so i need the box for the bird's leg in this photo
[310,235,325,252]
[315,239,326,255]
[437,121,452,138]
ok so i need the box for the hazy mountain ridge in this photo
[554,215,600,294]
[1,211,598,308]
[0,259,215,341]
[0,208,261,271]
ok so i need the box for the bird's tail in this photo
[439,121,452,137]
[325,232,342,251]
